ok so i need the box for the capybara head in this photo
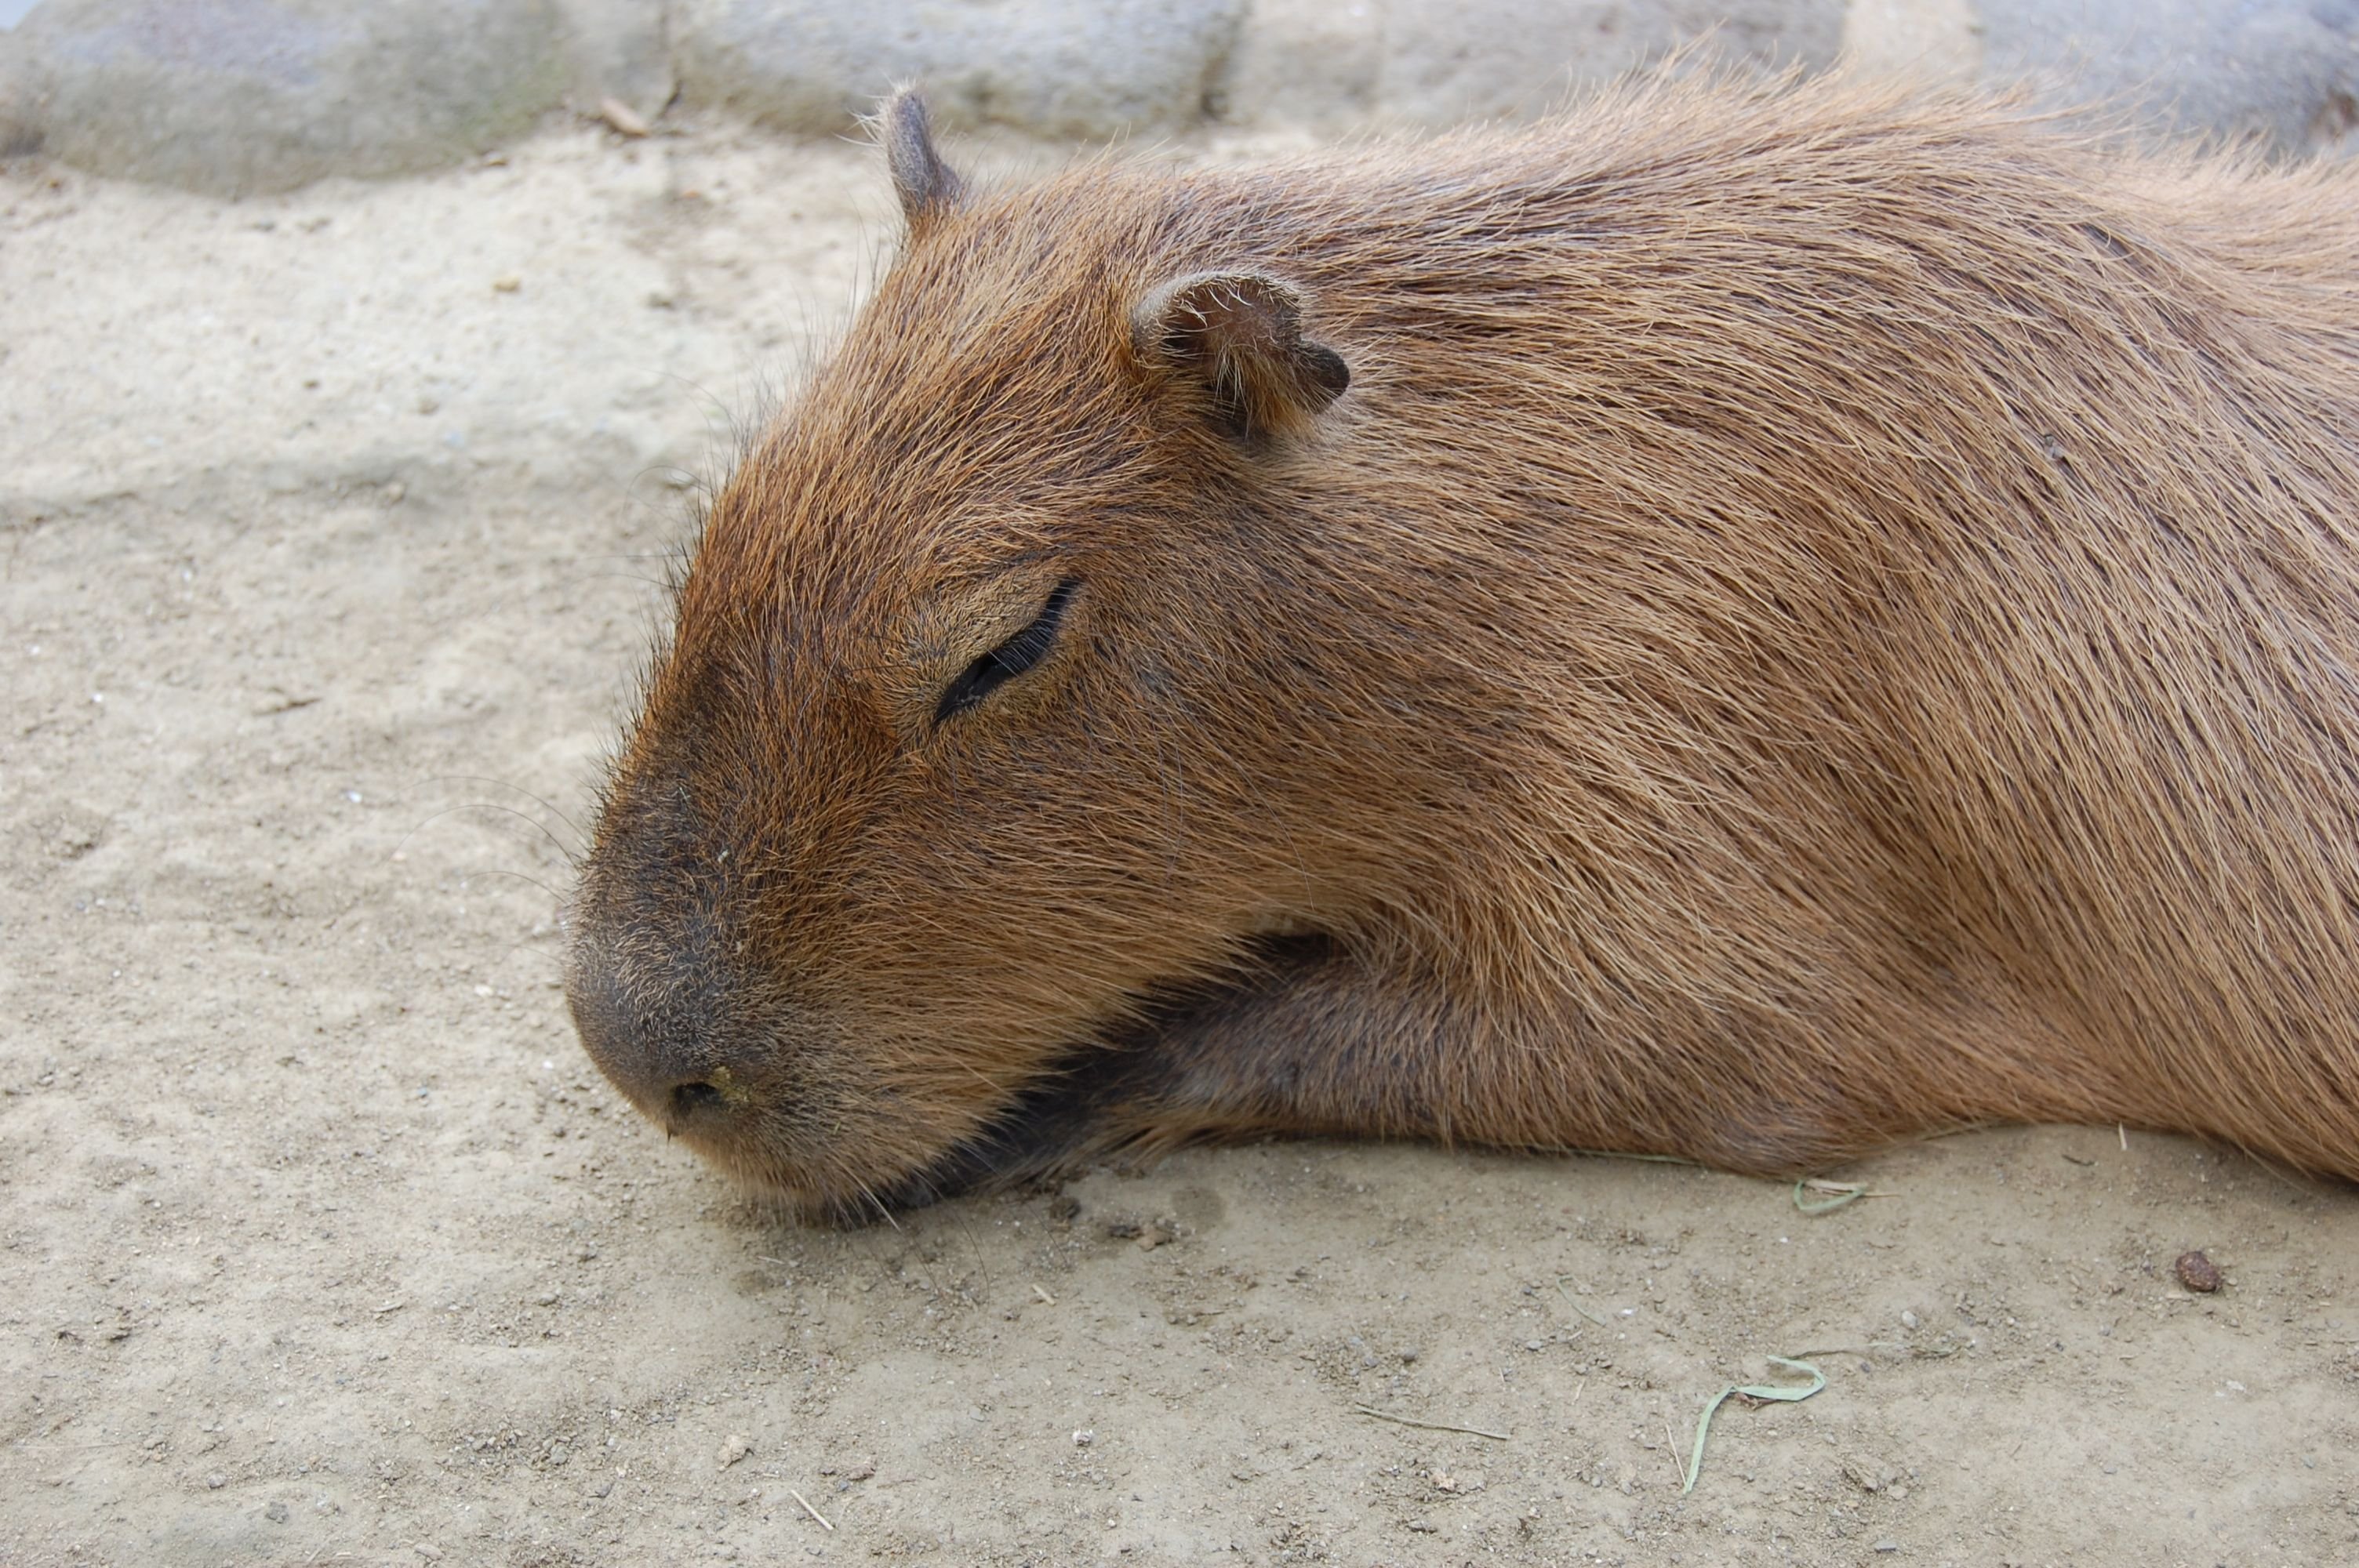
[565,95,1372,1214]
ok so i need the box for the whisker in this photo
[424,775,591,850]
[396,802,580,866]
[445,866,571,905]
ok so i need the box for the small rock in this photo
[1406,1517,1438,1534]
[492,274,522,294]
[2175,1250,2223,1293]
[1071,1429,1094,1447]
[1874,1542,1900,1555]
[1524,1338,1543,1352]
[1133,1226,1171,1250]
[598,96,651,137]
[535,1290,558,1306]
[205,1472,226,1490]
[841,1458,875,1482]
[547,1443,569,1467]
[383,481,405,504]
[1899,1309,1920,1330]
[414,1547,443,1563]
[717,1433,751,1470]
[264,1500,289,1523]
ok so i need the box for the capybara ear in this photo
[880,88,964,232]
[1131,270,1350,441]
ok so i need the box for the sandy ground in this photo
[3,111,2357,1568]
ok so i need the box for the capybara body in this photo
[566,73,2359,1216]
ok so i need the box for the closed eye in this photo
[934,578,1080,724]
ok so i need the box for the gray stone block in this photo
[554,0,673,118]
[0,18,38,160]
[1978,0,2359,156]
[674,0,1248,138]
[1227,0,1847,129]
[0,0,571,194]
[1841,0,1980,83]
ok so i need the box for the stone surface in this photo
[1977,0,2359,155]
[1227,0,1848,129]
[0,0,570,194]
[3,0,2354,195]
[675,0,1248,138]
[554,0,673,118]
[1841,0,1979,82]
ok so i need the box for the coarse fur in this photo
[565,70,2359,1219]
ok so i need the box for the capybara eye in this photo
[933,578,1080,724]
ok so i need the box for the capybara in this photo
[565,72,2359,1218]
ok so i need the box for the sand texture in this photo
[3,120,2356,1567]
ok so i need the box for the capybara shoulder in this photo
[566,77,2359,1217]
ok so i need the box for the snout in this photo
[564,941,752,1134]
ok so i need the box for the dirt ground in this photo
[3,111,2357,1568]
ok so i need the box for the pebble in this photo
[2175,1250,2223,1293]
[599,97,652,138]
[205,1472,226,1489]
[717,1433,751,1470]
[1900,1309,1920,1330]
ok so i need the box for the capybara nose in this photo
[564,950,743,1127]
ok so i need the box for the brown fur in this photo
[565,71,2359,1218]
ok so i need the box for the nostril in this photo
[671,1080,724,1117]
